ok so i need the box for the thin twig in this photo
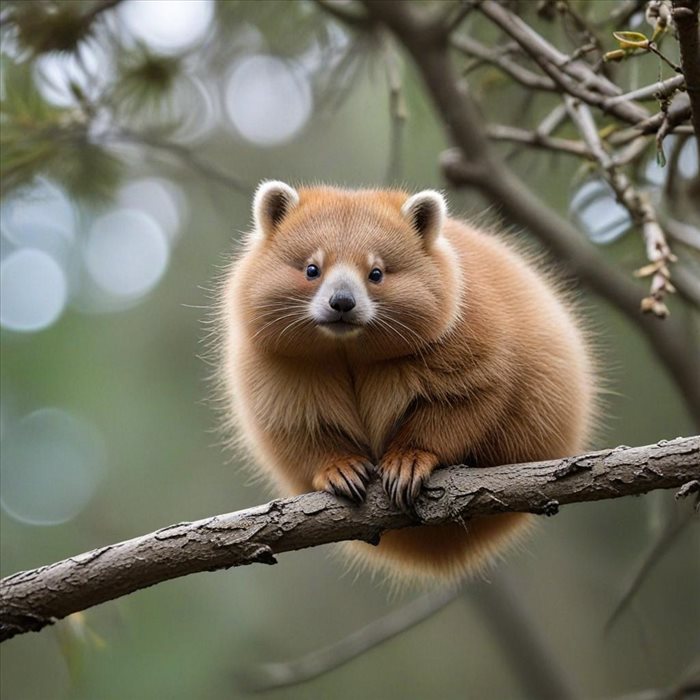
[486,124,593,158]
[442,0,477,35]
[605,501,698,632]
[565,96,678,317]
[473,571,582,700]
[663,218,700,250]
[109,130,253,195]
[381,33,407,184]
[478,0,649,116]
[310,0,371,28]
[451,34,557,91]
[536,103,569,137]
[241,587,460,691]
[605,74,686,105]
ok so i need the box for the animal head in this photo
[230,182,461,360]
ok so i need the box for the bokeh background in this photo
[1,1,698,699]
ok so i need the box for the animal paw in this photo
[313,456,374,504]
[379,448,439,511]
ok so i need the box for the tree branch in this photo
[451,34,558,91]
[1,437,698,643]
[108,129,253,195]
[604,74,686,106]
[245,569,581,697]
[672,0,700,158]
[486,124,593,158]
[355,0,700,426]
[477,0,651,124]
[241,587,461,691]
[564,96,677,317]
[309,0,371,29]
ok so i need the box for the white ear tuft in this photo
[401,190,447,246]
[253,180,299,239]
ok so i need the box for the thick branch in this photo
[672,0,700,156]
[1,437,698,643]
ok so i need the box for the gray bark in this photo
[1,436,698,643]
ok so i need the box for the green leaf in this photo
[612,31,649,49]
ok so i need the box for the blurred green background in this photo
[1,1,698,699]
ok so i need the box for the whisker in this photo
[252,311,307,340]
[276,315,311,342]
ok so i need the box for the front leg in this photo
[312,454,374,504]
[378,399,494,511]
[379,446,440,511]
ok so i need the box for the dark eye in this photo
[306,264,320,279]
[368,268,383,283]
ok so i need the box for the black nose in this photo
[329,290,356,313]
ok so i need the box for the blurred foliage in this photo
[5,0,114,55]
[0,1,698,699]
[0,57,120,201]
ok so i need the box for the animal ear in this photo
[401,190,447,247]
[253,181,299,239]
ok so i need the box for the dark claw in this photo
[411,470,425,501]
[399,482,413,511]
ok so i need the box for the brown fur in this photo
[220,184,596,581]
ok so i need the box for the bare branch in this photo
[672,0,700,158]
[441,0,477,36]
[109,129,253,195]
[246,569,582,697]
[477,0,652,124]
[663,217,700,250]
[605,74,686,105]
[536,103,569,136]
[634,92,693,134]
[353,0,700,423]
[473,571,582,700]
[609,109,695,147]
[310,0,371,29]
[486,124,593,158]
[242,587,460,691]
[381,33,407,184]
[564,97,678,317]
[605,500,697,632]
[451,34,558,91]
[1,438,698,643]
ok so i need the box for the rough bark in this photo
[1,437,698,643]
[672,0,700,158]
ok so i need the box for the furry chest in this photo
[248,357,415,459]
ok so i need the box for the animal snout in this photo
[329,290,356,313]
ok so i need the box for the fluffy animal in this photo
[220,182,596,580]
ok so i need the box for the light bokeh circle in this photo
[118,0,215,54]
[0,408,105,526]
[225,54,313,146]
[0,249,68,332]
[84,209,169,299]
